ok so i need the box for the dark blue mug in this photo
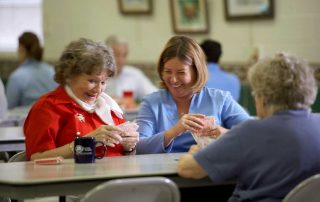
[74,136,106,163]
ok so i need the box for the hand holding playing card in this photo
[117,121,139,152]
[117,121,139,133]
[192,116,215,136]
[191,116,218,149]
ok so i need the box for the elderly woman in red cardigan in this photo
[24,38,138,160]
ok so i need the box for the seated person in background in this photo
[104,35,158,109]
[135,35,250,154]
[6,32,58,109]
[244,46,261,71]
[177,52,320,202]
[24,38,139,161]
[200,39,241,101]
[0,78,7,121]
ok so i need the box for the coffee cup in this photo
[74,136,106,163]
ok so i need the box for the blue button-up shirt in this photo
[136,87,251,154]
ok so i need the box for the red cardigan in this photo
[24,86,125,159]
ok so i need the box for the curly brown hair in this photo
[54,38,116,85]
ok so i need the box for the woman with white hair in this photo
[104,35,157,107]
[178,52,320,202]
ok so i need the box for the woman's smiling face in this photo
[67,71,108,104]
[162,57,196,99]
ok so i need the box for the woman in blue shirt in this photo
[6,32,57,109]
[136,36,250,154]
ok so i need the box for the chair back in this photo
[81,177,180,202]
[8,151,27,162]
[283,174,320,202]
[6,151,31,202]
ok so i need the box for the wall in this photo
[1,0,319,64]
[42,0,171,62]
[43,0,320,63]
[1,0,320,113]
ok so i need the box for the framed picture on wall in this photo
[170,0,209,34]
[224,0,274,21]
[119,0,152,15]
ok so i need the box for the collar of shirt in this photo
[64,85,123,125]
[207,63,223,73]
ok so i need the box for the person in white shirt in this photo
[104,35,157,107]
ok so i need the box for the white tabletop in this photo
[0,153,215,199]
[0,106,31,127]
[0,153,180,184]
[0,126,25,152]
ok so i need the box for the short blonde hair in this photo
[157,35,208,92]
[248,52,317,112]
[55,38,116,84]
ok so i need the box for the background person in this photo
[104,35,157,108]
[6,32,58,109]
[200,39,241,101]
[244,46,262,71]
[177,52,320,202]
[0,78,7,121]
[24,38,138,161]
[136,35,250,154]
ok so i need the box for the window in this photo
[0,0,43,52]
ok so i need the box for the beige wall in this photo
[1,0,320,63]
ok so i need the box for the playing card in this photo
[117,121,139,133]
[193,116,215,136]
[191,116,216,148]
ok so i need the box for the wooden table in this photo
[0,127,25,152]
